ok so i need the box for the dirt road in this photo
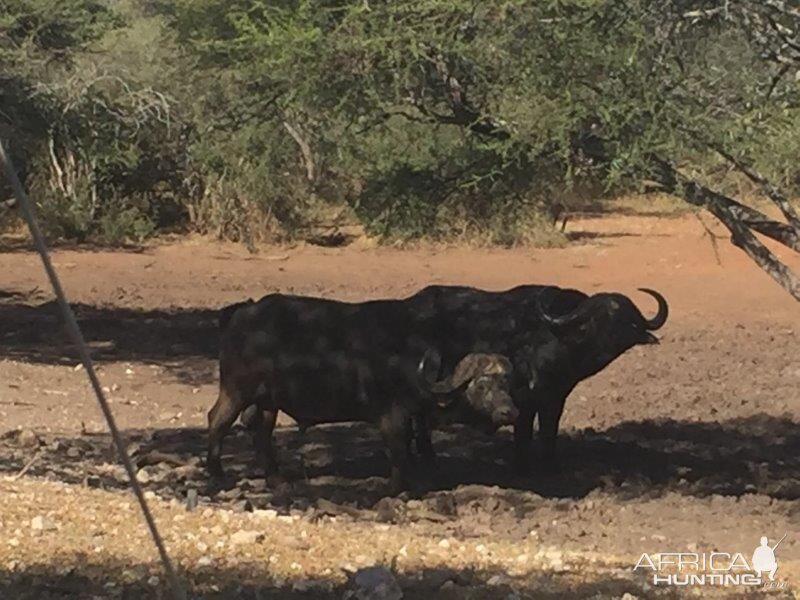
[0,205,798,598]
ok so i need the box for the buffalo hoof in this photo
[256,457,278,476]
[206,460,224,479]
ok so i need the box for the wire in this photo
[0,140,188,600]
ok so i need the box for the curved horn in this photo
[427,353,509,395]
[536,289,593,328]
[417,349,442,386]
[637,288,668,330]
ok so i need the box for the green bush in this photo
[1,1,798,245]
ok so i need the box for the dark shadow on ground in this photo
[1,414,797,512]
[0,236,149,254]
[0,300,220,384]
[565,231,642,242]
[570,204,690,220]
[0,561,663,600]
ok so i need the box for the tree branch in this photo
[650,156,800,300]
[282,121,316,183]
[708,142,800,235]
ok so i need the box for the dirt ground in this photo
[0,201,798,599]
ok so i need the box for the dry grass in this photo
[0,477,653,599]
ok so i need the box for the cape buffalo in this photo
[523,287,668,469]
[408,285,668,472]
[419,351,516,428]
[208,293,518,492]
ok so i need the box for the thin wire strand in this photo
[0,139,187,600]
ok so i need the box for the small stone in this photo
[438,539,450,549]
[252,509,277,520]
[136,469,151,484]
[348,566,403,600]
[487,575,510,586]
[621,594,639,600]
[233,499,253,513]
[30,516,55,532]
[185,489,198,512]
[147,576,159,586]
[15,429,41,448]
[374,497,400,523]
[229,530,263,545]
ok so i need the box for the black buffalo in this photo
[409,285,668,471]
[207,293,518,492]
[212,283,667,488]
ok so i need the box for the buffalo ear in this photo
[417,349,442,385]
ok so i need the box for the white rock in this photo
[438,539,450,549]
[253,509,278,520]
[30,516,55,532]
[197,557,212,567]
[229,530,263,545]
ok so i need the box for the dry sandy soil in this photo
[0,201,798,599]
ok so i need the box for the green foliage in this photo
[1,0,798,244]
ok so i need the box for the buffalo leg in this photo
[207,387,245,477]
[414,413,436,463]
[513,403,536,473]
[538,394,567,473]
[379,406,412,494]
[405,419,415,460]
[251,409,278,475]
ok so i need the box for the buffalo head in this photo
[419,350,519,428]
[536,287,668,380]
